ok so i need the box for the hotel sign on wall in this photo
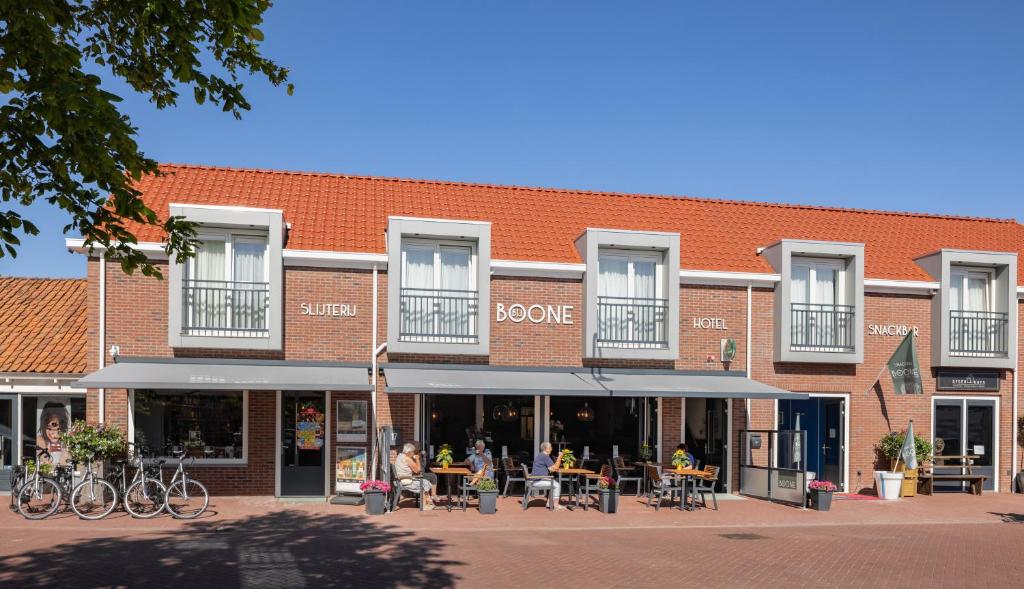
[496,303,574,324]
[692,317,728,330]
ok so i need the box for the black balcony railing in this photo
[596,296,669,349]
[399,287,479,343]
[182,279,270,337]
[790,302,855,353]
[950,309,1009,357]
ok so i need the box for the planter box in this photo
[809,490,833,511]
[598,489,619,514]
[478,490,499,515]
[364,491,387,515]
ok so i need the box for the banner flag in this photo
[899,421,918,470]
[887,333,923,394]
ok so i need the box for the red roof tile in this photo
[0,278,88,374]
[125,164,1024,283]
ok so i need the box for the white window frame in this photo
[400,238,478,292]
[598,250,665,299]
[949,267,994,312]
[185,231,270,337]
[791,257,846,306]
[130,390,249,466]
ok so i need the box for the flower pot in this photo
[598,489,619,513]
[878,472,904,501]
[364,490,387,515]
[810,490,833,512]
[478,490,499,515]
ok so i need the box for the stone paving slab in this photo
[2,493,1022,588]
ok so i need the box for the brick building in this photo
[62,163,1023,499]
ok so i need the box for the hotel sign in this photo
[692,317,727,330]
[936,371,999,392]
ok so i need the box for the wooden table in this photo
[430,466,473,512]
[552,468,595,510]
[661,468,706,511]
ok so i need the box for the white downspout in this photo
[1013,367,1018,493]
[98,251,106,424]
[370,264,387,480]
[745,284,752,431]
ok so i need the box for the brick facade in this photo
[87,256,1023,497]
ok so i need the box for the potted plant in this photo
[597,475,619,514]
[808,480,837,511]
[360,480,391,515]
[23,459,54,477]
[476,477,499,515]
[559,448,576,469]
[877,430,931,498]
[671,449,692,472]
[436,444,454,469]
[61,420,127,470]
[639,442,653,462]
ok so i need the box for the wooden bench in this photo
[918,472,987,495]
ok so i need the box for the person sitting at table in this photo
[412,440,439,488]
[530,441,564,509]
[676,443,696,468]
[468,440,494,486]
[395,442,436,508]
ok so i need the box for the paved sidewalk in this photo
[2,493,1023,588]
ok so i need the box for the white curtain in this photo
[599,256,629,341]
[815,266,838,346]
[633,260,658,342]
[950,273,963,311]
[233,240,267,330]
[440,246,472,336]
[402,245,436,337]
[791,265,810,347]
[190,240,226,330]
[966,274,990,350]
[966,276,988,311]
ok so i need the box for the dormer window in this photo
[183,233,270,337]
[790,258,853,353]
[949,267,1007,358]
[596,251,667,349]
[399,240,478,343]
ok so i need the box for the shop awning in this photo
[383,364,609,396]
[74,358,373,391]
[384,364,805,400]
[587,369,808,400]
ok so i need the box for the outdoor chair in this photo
[693,465,720,511]
[581,464,614,511]
[502,457,526,497]
[520,464,556,510]
[613,456,643,496]
[390,463,426,512]
[645,464,679,511]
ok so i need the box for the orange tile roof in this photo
[0,278,88,374]
[126,164,1024,283]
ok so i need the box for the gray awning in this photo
[384,365,608,396]
[384,364,805,400]
[588,370,807,400]
[74,358,372,391]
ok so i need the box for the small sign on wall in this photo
[936,371,999,392]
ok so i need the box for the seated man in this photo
[529,441,563,508]
[467,440,494,486]
[395,442,435,507]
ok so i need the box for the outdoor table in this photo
[552,468,595,510]
[430,466,474,512]
[661,468,704,511]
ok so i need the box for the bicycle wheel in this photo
[17,478,62,520]
[165,479,209,519]
[70,478,118,520]
[124,478,167,519]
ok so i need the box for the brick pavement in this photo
[2,494,1023,588]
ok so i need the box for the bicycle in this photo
[161,447,209,519]
[68,455,118,520]
[106,444,167,518]
[15,452,63,520]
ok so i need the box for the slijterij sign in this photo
[300,303,357,317]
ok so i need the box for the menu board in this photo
[336,446,368,492]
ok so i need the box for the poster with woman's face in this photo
[36,398,71,465]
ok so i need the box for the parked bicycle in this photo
[67,455,119,520]
[14,450,64,520]
[105,444,166,519]
[159,447,209,519]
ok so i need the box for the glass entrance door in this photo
[685,398,729,492]
[280,392,326,496]
[934,398,996,492]
[1,396,15,493]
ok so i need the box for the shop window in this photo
[133,390,246,463]
[21,396,86,467]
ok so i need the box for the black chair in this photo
[390,463,426,511]
[645,464,680,510]
[613,456,643,495]
[502,457,526,497]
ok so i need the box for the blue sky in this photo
[3,1,1023,278]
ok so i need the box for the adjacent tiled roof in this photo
[126,164,1024,283]
[0,278,88,374]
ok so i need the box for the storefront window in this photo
[134,390,245,461]
[21,396,86,466]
